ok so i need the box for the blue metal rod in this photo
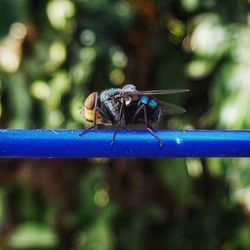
[0,129,250,158]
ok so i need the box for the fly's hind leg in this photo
[146,126,164,147]
[131,104,144,123]
[143,105,164,147]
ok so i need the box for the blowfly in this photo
[80,84,188,146]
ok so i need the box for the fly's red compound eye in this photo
[84,92,97,110]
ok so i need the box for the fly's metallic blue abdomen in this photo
[139,95,161,123]
[139,95,158,109]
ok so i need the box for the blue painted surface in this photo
[0,129,250,158]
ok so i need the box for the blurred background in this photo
[0,0,250,249]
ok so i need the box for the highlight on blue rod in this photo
[0,129,250,158]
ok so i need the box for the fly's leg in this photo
[79,125,95,136]
[79,93,99,136]
[111,130,119,145]
[79,106,111,136]
[112,99,125,145]
[143,105,164,147]
[147,126,164,147]
[131,104,144,123]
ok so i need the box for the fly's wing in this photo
[109,88,189,108]
[160,101,186,116]
[137,89,189,95]
[136,89,187,117]
[119,88,189,99]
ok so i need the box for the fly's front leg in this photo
[79,124,96,136]
[112,99,125,145]
[143,105,164,147]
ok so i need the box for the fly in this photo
[79,84,188,146]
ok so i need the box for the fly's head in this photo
[80,92,111,125]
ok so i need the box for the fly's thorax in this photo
[100,88,121,116]
[123,93,139,106]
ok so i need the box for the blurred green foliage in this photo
[1,0,250,249]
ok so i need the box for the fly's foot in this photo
[78,125,96,137]
[146,127,164,147]
[111,129,119,145]
[111,125,126,145]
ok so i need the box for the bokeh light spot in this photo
[49,41,67,65]
[70,96,84,123]
[109,47,127,68]
[80,29,96,46]
[180,0,200,12]
[31,81,51,100]
[47,110,64,128]
[47,0,75,30]
[109,69,125,85]
[186,159,203,177]
[191,14,227,56]
[186,60,213,79]
[114,1,133,18]
[94,189,109,207]
[0,47,20,73]
[50,71,70,94]
[10,23,27,40]
[80,47,97,64]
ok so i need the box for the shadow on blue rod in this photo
[0,129,250,158]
